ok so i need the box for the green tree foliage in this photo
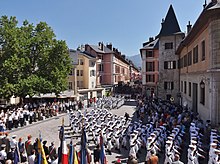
[0,16,72,99]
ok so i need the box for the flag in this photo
[74,149,79,164]
[62,136,68,164]
[80,127,87,164]
[58,118,65,163]
[14,147,20,164]
[37,138,48,164]
[69,140,74,164]
[100,133,107,164]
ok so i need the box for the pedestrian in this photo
[124,112,129,123]
[28,149,36,164]
[172,154,184,164]
[115,159,121,164]
[25,135,33,157]
[49,141,56,161]
[146,149,158,164]
[43,140,49,161]
[0,144,7,164]
[93,144,100,163]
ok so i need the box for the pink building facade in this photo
[84,42,133,89]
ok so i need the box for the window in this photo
[91,82,94,88]
[200,81,205,105]
[90,70,95,77]
[77,70,79,76]
[184,81,187,94]
[164,61,176,69]
[69,68,74,75]
[80,59,84,65]
[164,82,174,90]
[122,68,125,74]
[89,61,95,67]
[193,45,198,64]
[68,82,72,90]
[184,55,188,67]
[99,64,104,72]
[146,75,155,82]
[146,62,155,72]
[188,51,192,66]
[80,70,83,76]
[181,81,183,92]
[146,50,154,57]
[201,40,205,61]
[189,82,191,97]
[165,42,173,49]
[115,65,120,73]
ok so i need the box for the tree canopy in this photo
[0,16,72,99]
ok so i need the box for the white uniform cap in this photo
[191,140,197,144]
[166,140,172,144]
[210,143,217,146]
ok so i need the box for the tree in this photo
[0,16,72,100]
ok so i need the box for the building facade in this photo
[140,5,184,102]
[140,38,159,98]
[68,50,105,100]
[177,0,220,125]
[84,42,133,92]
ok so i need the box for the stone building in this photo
[140,5,184,102]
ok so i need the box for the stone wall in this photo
[158,34,183,103]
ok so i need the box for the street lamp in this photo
[200,80,205,89]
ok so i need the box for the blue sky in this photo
[0,0,208,56]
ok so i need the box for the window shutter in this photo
[173,61,176,69]
[164,82,167,90]
[171,82,174,90]
[164,61,168,69]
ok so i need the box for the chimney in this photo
[187,21,192,34]
[106,43,112,50]
[149,37,154,42]
[203,0,207,8]
[98,42,104,51]
[161,18,165,26]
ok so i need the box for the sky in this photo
[0,0,209,56]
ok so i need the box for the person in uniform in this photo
[10,135,17,149]
[0,144,7,164]
[172,154,184,164]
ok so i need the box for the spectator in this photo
[28,149,36,164]
[93,144,100,163]
[172,154,184,164]
[146,149,158,164]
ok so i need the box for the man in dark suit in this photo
[93,144,100,163]
[49,141,56,161]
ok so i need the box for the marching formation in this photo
[96,96,125,110]
[1,96,220,163]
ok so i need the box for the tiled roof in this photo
[157,5,181,37]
